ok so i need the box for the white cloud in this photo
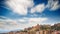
[5,0,34,15]
[0,16,48,32]
[28,18,48,26]
[31,4,45,13]
[46,0,60,11]
[0,16,20,31]
[15,17,48,28]
[5,0,45,15]
[5,0,60,16]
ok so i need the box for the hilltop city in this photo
[1,23,60,34]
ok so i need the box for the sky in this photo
[0,0,60,33]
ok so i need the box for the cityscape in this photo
[1,23,60,34]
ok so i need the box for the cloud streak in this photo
[31,4,45,13]
[46,0,60,11]
[0,16,48,32]
[5,0,60,15]
[5,0,34,15]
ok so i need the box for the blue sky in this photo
[0,0,60,33]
